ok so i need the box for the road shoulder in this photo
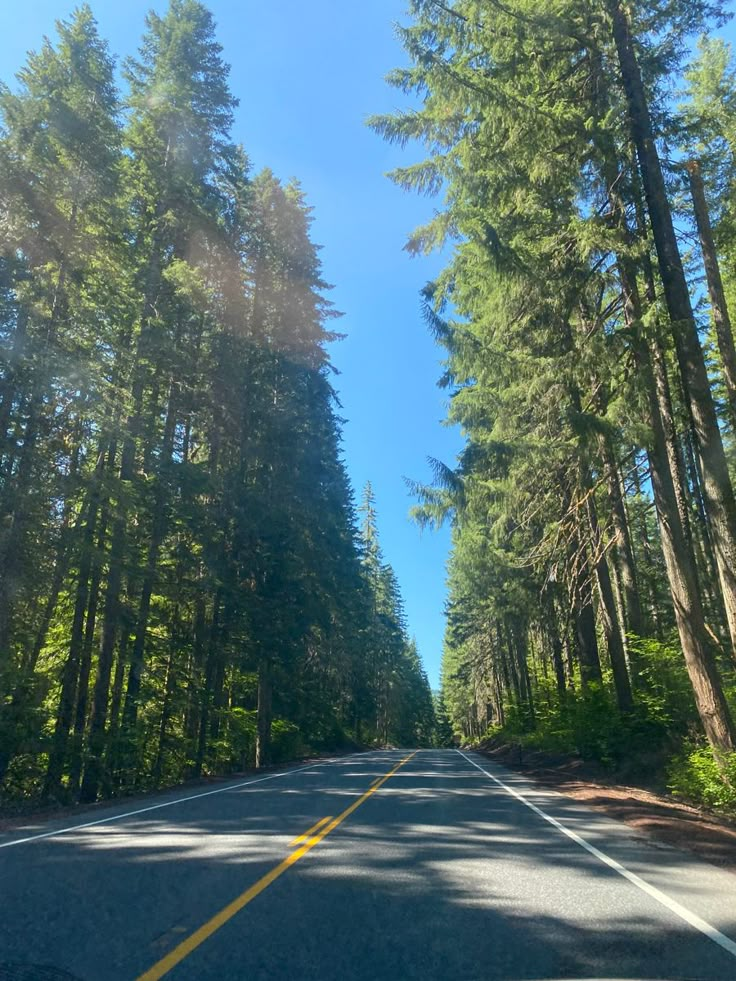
[477,742,736,874]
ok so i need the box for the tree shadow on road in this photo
[1,751,734,981]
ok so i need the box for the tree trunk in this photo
[687,158,736,432]
[571,536,603,686]
[194,591,221,778]
[630,456,663,636]
[587,497,634,711]
[496,619,512,702]
[78,500,126,803]
[546,603,567,701]
[602,442,643,638]
[503,619,523,705]
[255,659,273,769]
[680,423,727,635]
[68,502,109,796]
[0,488,77,784]
[98,626,128,796]
[152,629,177,788]
[0,306,29,454]
[515,625,535,726]
[184,587,207,761]
[43,468,102,800]
[79,234,167,803]
[0,254,72,658]
[649,337,694,549]
[645,391,735,752]
[617,245,736,751]
[0,397,42,662]
[26,521,72,676]
[610,0,736,659]
[120,383,178,748]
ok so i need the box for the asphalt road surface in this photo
[2,749,736,981]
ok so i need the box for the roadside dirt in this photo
[478,741,736,874]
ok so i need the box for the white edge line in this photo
[456,749,736,961]
[0,751,378,850]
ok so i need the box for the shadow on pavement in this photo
[1,751,734,981]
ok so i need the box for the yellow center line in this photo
[136,751,417,981]
[289,815,331,847]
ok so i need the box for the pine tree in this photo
[0,5,123,790]
[0,1,434,805]
[373,0,736,758]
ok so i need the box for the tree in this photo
[0,4,123,789]
[372,0,736,759]
[0,1,433,806]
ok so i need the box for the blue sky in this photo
[2,0,463,688]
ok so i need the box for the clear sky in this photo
[1,0,463,688]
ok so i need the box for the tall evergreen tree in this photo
[0,1,434,806]
[373,0,736,763]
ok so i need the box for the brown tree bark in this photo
[43,446,103,800]
[78,491,126,802]
[602,442,643,639]
[610,0,736,659]
[617,235,736,752]
[152,624,178,787]
[0,306,29,454]
[687,158,736,432]
[78,248,165,803]
[68,502,109,796]
[573,547,603,686]
[586,497,634,711]
[120,381,178,745]
[544,590,567,700]
[255,659,273,769]
[630,456,664,637]
[194,591,222,778]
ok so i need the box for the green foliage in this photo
[271,719,303,765]
[494,683,667,771]
[377,0,736,815]
[0,2,434,807]
[355,484,436,748]
[225,707,257,766]
[668,743,736,814]
[472,635,736,812]
[432,692,455,747]
[628,634,698,731]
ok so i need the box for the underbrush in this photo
[487,687,670,777]
[0,710,356,814]
[667,743,736,813]
[476,634,736,818]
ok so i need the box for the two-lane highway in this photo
[2,750,736,980]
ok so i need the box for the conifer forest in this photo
[0,1,434,805]
[4,0,736,821]
[372,0,736,813]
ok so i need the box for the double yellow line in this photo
[137,751,417,981]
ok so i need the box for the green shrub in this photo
[477,633,735,796]
[628,634,698,732]
[667,742,736,814]
[228,707,257,768]
[488,682,669,770]
[271,718,303,763]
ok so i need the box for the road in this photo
[1,749,736,981]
